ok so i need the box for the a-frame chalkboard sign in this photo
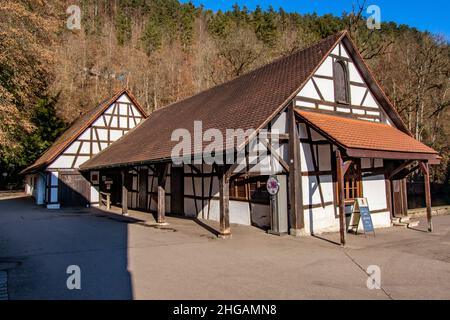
[348,198,375,236]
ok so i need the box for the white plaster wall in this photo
[271,111,288,134]
[25,175,33,195]
[197,198,268,227]
[304,204,339,234]
[298,79,321,100]
[315,56,333,77]
[48,155,75,169]
[117,93,131,104]
[313,77,334,102]
[90,186,99,206]
[302,175,334,205]
[362,175,387,211]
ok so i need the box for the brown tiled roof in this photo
[21,88,147,174]
[80,32,347,170]
[296,110,438,156]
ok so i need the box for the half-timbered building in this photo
[22,88,147,208]
[74,32,438,244]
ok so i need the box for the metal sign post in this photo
[267,176,283,235]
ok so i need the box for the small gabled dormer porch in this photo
[294,109,440,245]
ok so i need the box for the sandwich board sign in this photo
[348,198,375,236]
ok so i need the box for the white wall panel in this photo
[119,104,128,115]
[304,204,338,234]
[362,175,387,211]
[298,79,321,100]
[65,141,81,154]
[348,62,364,83]
[363,92,379,108]
[313,77,334,102]
[79,129,91,140]
[295,100,315,109]
[117,94,131,104]
[314,56,333,77]
[271,111,288,133]
[92,117,106,127]
[80,142,90,154]
[350,86,366,105]
[302,175,334,205]
[74,156,90,167]
[110,130,123,141]
[48,155,75,168]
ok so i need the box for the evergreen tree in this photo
[21,95,67,167]
[142,18,162,55]
[115,11,132,45]
[179,2,196,49]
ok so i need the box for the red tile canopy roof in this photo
[296,110,439,161]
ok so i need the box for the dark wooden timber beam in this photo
[259,137,290,173]
[121,169,128,216]
[188,164,202,175]
[401,164,421,177]
[419,161,433,232]
[388,160,415,179]
[342,160,353,176]
[306,125,325,208]
[157,163,169,224]
[288,102,304,235]
[218,164,232,239]
[336,150,347,246]
[346,148,438,161]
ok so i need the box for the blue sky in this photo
[181,0,450,39]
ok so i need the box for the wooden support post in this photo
[121,170,128,215]
[287,103,304,236]
[218,165,231,238]
[335,150,346,246]
[157,163,169,224]
[420,161,433,232]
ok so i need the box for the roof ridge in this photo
[150,31,346,115]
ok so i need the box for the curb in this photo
[408,206,450,219]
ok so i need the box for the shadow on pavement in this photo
[0,196,133,300]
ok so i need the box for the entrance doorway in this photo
[59,173,90,207]
[170,166,184,215]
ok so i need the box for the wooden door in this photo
[59,173,90,207]
[392,178,408,217]
[170,166,184,215]
[138,168,148,210]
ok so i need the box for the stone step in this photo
[408,220,420,228]
[392,219,420,228]
[392,216,410,223]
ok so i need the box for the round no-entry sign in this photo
[266,176,280,196]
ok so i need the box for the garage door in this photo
[59,173,90,207]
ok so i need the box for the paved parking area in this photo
[0,194,449,299]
